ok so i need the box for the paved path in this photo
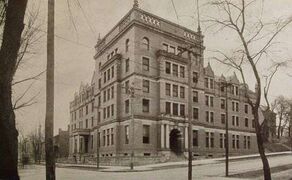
[19,152,292,180]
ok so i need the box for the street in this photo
[19,154,292,180]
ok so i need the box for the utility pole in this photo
[187,51,193,180]
[179,46,200,180]
[220,81,232,177]
[45,0,55,179]
[129,84,135,170]
[124,82,140,170]
[94,106,101,169]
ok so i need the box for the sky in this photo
[15,0,292,136]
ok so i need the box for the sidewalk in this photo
[57,151,292,172]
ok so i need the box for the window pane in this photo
[172,64,178,77]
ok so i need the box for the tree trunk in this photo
[254,108,271,180]
[278,115,282,139]
[0,0,28,179]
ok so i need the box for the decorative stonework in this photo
[119,16,131,32]
[140,14,160,27]
[184,31,199,41]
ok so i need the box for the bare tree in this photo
[273,96,290,138]
[28,126,44,164]
[0,0,29,179]
[205,0,292,179]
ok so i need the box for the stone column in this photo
[166,124,170,148]
[76,135,80,153]
[161,124,164,148]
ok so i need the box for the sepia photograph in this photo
[0,0,292,179]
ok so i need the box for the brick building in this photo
[68,1,261,163]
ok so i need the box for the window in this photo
[98,111,101,123]
[210,112,214,123]
[220,133,224,148]
[125,100,129,113]
[142,57,150,71]
[235,86,239,95]
[172,64,178,77]
[180,86,185,98]
[107,68,110,81]
[205,95,209,106]
[103,108,106,119]
[143,125,150,144]
[245,104,249,114]
[98,79,101,90]
[236,135,240,149]
[180,104,185,116]
[221,99,226,109]
[162,43,168,51]
[111,86,114,99]
[142,99,150,113]
[205,78,209,88]
[111,104,114,116]
[210,96,214,107]
[125,39,129,52]
[111,128,114,145]
[193,130,198,146]
[232,135,235,149]
[206,132,209,148]
[86,105,88,115]
[193,108,199,120]
[125,80,129,93]
[142,37,149,50]
[232,116,235,126]
[85,119,88,128]
[165,102,171,114]
[107,88,110,100]
[252,119,255,128]
[165,83,171,96]
[206,111,209,122]
[111,66,114,78]
[173,85,178,97]
[193,91,198,102]
[103,130,106,146]
[173,103,178,116]
[104,72,106,83]
[236,116,239,126]
[107,106,110,118]
[221,114,226,124]
[165,62,171,74]
[244,136,247,149]
[125,58,129,72]
[210,79,214,89]
[220,85,225,92]
[236,102,239,112]
[107,129,110,146]
[210,133,214,148]
[143,80,150,93]
[245,118,249,127]
[247,136,251,149]
[193,72,198,83]
[180,66,185,78]
[169,46,175,54]
[91,102,94,112]
[125,125,129,144]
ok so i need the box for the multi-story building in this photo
[68,1,261,163]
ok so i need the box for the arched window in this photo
[142,37,149,50]
[125,39,129,52]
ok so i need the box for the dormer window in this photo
[142,37,149,50]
